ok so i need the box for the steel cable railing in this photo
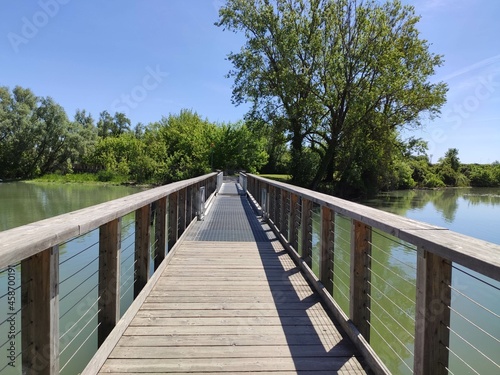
[0,172,220,375]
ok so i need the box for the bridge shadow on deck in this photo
[186,183,368,373]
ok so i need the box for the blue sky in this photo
[1,0,499,163]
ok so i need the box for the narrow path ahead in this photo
[98,183,368,374]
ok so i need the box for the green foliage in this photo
[436,149,468,187]
[466,164,500,187]
[90,133,161,183]
[212,122,268,173]
[0,86,94,179]
[0,86,269,184]
[33,173,100,184]
[423,175,445,188]
[148,110,215,182]
[97,111,131,138]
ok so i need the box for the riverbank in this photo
[28,173,154,188]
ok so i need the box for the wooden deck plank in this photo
[115,334,347,348]
[100,357,366,373]
[109,345,357,359]
[97,189,367,374]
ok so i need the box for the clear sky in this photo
[1,0,499,163]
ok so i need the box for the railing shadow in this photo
[238,194,367,373]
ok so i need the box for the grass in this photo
[30,172,126,185]
[258,174,292,183]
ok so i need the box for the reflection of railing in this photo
[245,174,500,375]
[0,172,220,375]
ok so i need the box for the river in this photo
[0,182,144,375]
[361,187,500,375]
[0,183,498,374]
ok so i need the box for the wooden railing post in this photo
[275,188,282,230]
[134,205,151,297]
[281,190,289,238]
[186,186,193,223]
[301,198,312,266]
[154,197,168,270]
[320,206,334,294]
[350,220,372,340]
[414,250,452,375]
[98,218,121,345]
[178,188,187,238]
[21,246,59,375]
[289,193,299,250]
[268,186,275,220]
[168,192,178,250]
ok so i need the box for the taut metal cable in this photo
[367,319,413,374]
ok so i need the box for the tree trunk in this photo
[310,142,336,190]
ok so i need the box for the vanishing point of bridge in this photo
[0,172,499,375]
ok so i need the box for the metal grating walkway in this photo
[185,184,270,242]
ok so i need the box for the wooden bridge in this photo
[0,172,499,375]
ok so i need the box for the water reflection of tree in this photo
[1,182,141,231]
[364,188,500,225]
[429,189,460,223]
[462,188,500,206]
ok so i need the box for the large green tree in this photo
[217,0,447,195]
[0,86,88,178]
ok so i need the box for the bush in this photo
[424,175,445,188]
[96,170,116,182]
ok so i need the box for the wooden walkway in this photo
[98,182,368,374]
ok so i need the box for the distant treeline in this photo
[0,86,267,184]
[1,85,498,195]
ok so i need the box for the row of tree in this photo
[0,86,268,183]
[0,85,498,193]
[1,1,497,195]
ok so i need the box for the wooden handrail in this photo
[0,172,220,375]
[0,173,218,268]
[246,174,500,282]
[244,173,500,375]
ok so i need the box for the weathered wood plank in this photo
[134,205,150,297]
[168,191,178,249]
[98,218,121,345]
[124,324,342,336]
[21,246,59,375]
[144,295,310,303]
[350,220,371,340]
[134,307,328,319]
[414,249,452,375]
[116,334,344,348]
[147,289,313,297]
[139,302,325,311]
[99,357,365,373]
[154,197,167,270]
[129,316,333,327]
[109,345,355,359]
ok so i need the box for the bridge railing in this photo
[243,173,500,375]
[0,172,221,375]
